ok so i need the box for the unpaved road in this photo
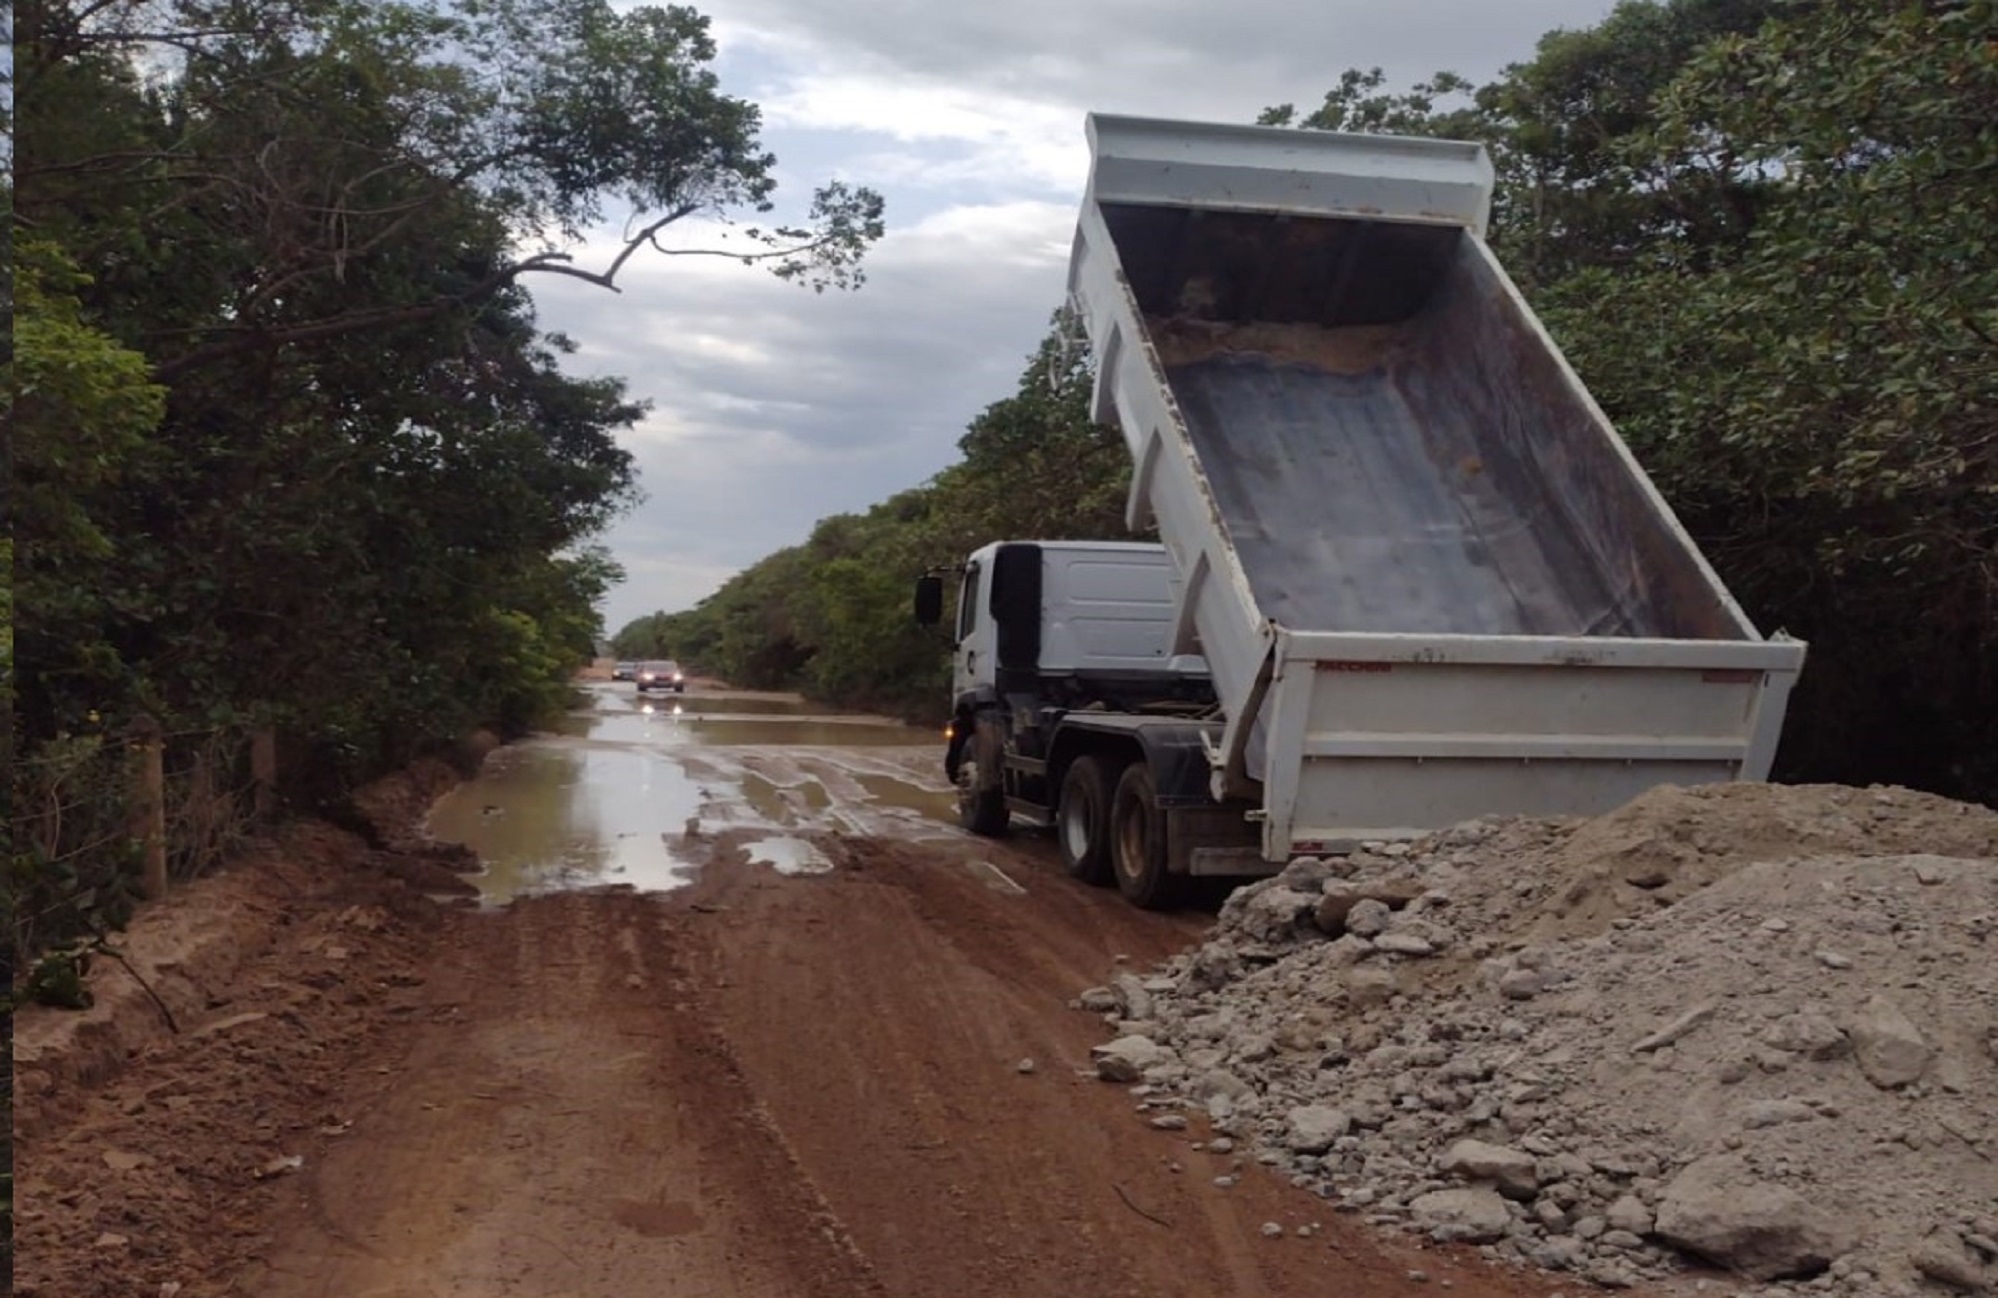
[13,694,1575,1298]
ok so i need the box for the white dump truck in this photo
[914,114,1807,907]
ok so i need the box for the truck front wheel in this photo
[1057,755,1118,885]
[957,713,1010,837]
[1110,762,1178,909]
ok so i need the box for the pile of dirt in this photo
[1082,783,1998,1296]
[11,765,469,1298]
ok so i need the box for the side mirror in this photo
[913,575,944,626]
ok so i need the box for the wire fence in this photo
[6,720,273,987]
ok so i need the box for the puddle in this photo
[676,695,819,716]
[742,836,832,875]
[424,742,704,903]
[855,773,957,823]
[427,684,952,901]
[672,716,928,747]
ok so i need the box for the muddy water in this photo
[425,683,957,902]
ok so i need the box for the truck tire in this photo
[957,713,1010,837]
[1110,761,1179,909]
[1056,755,1118,885]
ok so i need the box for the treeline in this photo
[618,0,1995,802]
[6,1,882,964]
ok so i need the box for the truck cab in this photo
[945,540,1206,710]
[917,540,1236,907]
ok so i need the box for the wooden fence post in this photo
[251,726,278,820]
[129,714,168,900]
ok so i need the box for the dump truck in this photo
[914,113,1807,907]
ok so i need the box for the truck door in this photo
[953,559,997,700]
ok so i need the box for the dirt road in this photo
[14,759,1573,1297]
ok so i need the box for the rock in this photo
[1321,935,1374,967]
[1092,1035,1169,1083]
[1346,898,1393,938]
[1228,885,1319,945]
[1762,1010,1850,1060]
[1654,1156,1850,1280]
[1314,884,1367,934]
[1606,1194,1655,1236]
[1343,966,1399,1008]
[1310,878,1422,930]
[1318,877,1427,936]
[1909,1236,1990,1293]
[1534,1236,1587,1270]
[1498,968,1548,1000]
[1077,986,1120,1013]
[1272,855,1333,892]
[1630,1000,1719,1053]
[1374,932,1438,957]
[1285,1104,1353,1153]
[1189,1069,1251,1103]
[1113,973,1155,1021]
[1585,1258,1640,1289]
[1185,944,1244,991]
[1624,863,1672,889]
[1149,1113,1189,1131]
[1848,996,1933,1089]
[1741,1098,1819,1130]
[1409,1188,1513,1244]
[1438,1139,1541,1200]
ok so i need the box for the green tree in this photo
[9,240,168,735]
[1541,0,1998,793]
[12,0,884,766]
[1275,0,1997,799]
[8,0,890,976]
[15,0,885,378]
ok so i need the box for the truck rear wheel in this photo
[957,713,1010,837]
[1057,755,1118,885]
[1110,761,1178,909]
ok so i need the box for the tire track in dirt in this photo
[666,830,1573,1298]
[18,792,1579,1298]
[241,889,881,1298]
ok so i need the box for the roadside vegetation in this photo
[4,0,883,983]
[616,0,1996,805]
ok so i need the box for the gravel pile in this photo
[1080,783,1998,1297]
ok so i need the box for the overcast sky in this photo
[533,0,1622,635]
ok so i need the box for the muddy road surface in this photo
[14,684,1569,1298]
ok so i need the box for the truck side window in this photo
[957,563,981,642]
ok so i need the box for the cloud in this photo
[533,198,1076,629]
[565,0,1621,635]
[707,0,1614,123]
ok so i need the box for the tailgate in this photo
[1258,631,1807,855]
